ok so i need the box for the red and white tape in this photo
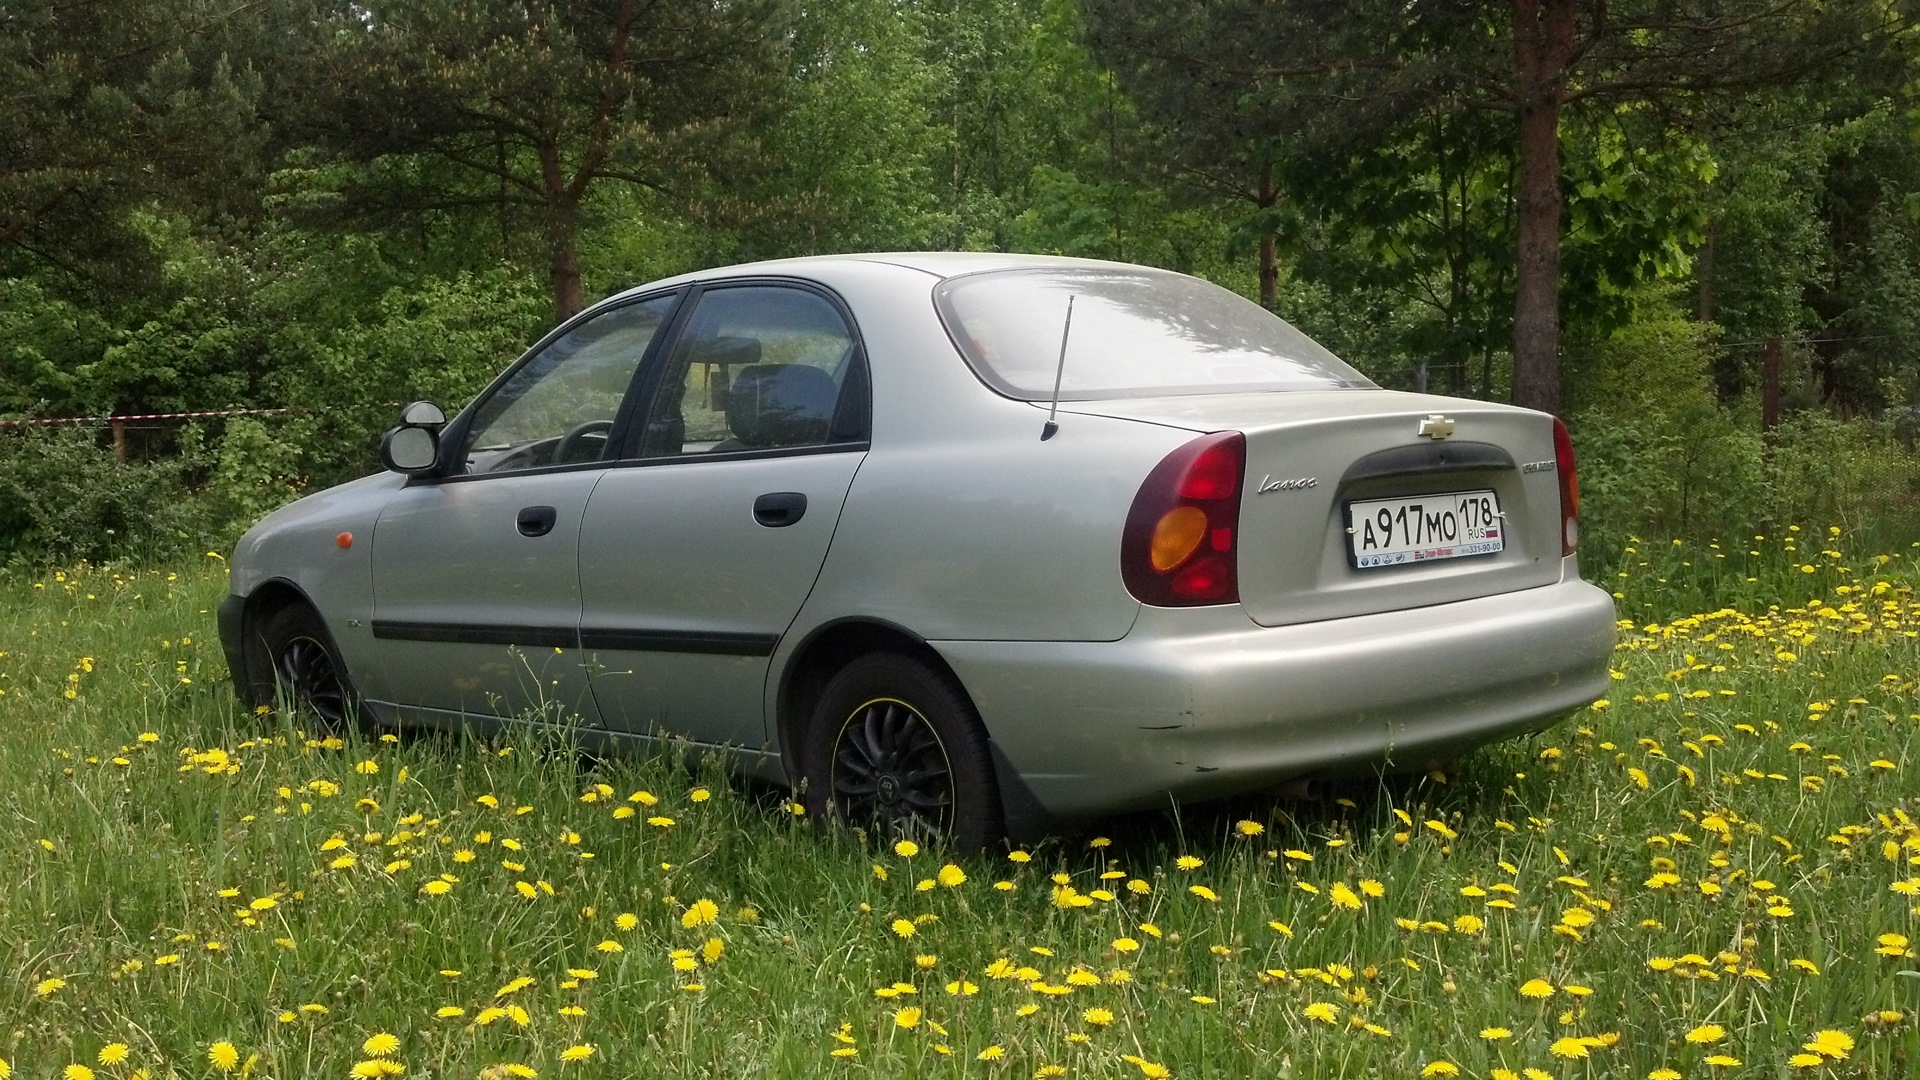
[0,406,291,427]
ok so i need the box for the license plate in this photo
[1347,490,1503,568]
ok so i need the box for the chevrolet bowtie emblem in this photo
[1417,414,1456,440]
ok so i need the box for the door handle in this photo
[753,492,807,528]
[517,505,558,537]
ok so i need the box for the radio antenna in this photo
[1041,294,1075,441]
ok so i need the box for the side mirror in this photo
[380,400,447,477]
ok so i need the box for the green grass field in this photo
[1,529,1916,1080]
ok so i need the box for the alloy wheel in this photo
[829,696,956,839]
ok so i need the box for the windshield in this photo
[934,267,1372,400]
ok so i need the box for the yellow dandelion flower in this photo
[1189,884,1219,902]
[208,1042,240,1072]
[560,1045,596,1063]
[978,1046,1005,1061]
[1422,1064,1460,1079]
[1549,1037,1589,1059]
[937,863,967,887]
[894,840,919,857]
[1803,1030,1853,1059]
[895,1006,922,1029]
[1175,855,1203,870]
[890,918,916,939]
[63,1067,95,1080]
[1685,1023,1725,1044]
[435,1006,464,1019]
[1304,1002,1340,1024]
[97,1046,128,1067]
[1480,1027,1512,1040]
[1329,883,1361,911]
[1084,1007,1113,1026]
[1519,978,1554,999]
[682,898,720,928]
[350,1062,404,1079]
[1703,1055,1741,1067]
[34,977,66,997]
[1235,819,1264,836]
[363,1033,399,1057]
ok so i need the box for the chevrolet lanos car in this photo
[218,253,1617,846]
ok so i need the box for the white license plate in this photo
[1348,490,1504,568]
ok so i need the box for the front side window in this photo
[638,285,867,457]
[461,295,675,475]
[934,267,1373,400]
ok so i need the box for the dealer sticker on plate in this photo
[1348,489,1503,568]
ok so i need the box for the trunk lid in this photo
[1062,389,1567,626]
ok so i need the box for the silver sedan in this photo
[217,253,1616,846]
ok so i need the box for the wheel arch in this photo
[775,617,1058,844]
[776,617,956,777]
[236,578,320,702]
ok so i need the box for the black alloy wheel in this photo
[253,603,359,731]
[804,653,1002,850]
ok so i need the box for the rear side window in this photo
[934,267,1372,400]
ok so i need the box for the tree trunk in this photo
[1257,159,1279,311]
[1509,0,1576,415]
[547,200,583,324]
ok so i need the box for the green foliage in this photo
[1570,304,1920,582]
[0,429,204,564]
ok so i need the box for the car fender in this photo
[228,471,406,703]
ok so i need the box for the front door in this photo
[368,292,678,723]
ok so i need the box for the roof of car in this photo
[627,252,1159,294]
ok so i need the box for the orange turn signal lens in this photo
[1149,506,1208,571]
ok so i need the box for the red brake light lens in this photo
[1122,432,1245,606]
[1552,416,1580,557]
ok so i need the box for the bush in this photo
[0,428,209,564]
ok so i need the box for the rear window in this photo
[934,267,1371,400]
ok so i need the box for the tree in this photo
[293,0,787,322]
[1086,1,1906,411]
[0,0,267,287]
[1433,0,1902,412]
[1082,0,1399,310]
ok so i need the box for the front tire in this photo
[249,603,359,731]
[803,653,1003,850]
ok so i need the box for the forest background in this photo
[5,0,1920,572]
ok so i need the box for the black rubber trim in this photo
[371,620,577,648]
[1338,441,1514,486]
[371,616,780,655]
[216,592,249,703]
[578,628,779,656]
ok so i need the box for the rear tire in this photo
[803,653,1003,850]
[249,603,360,731]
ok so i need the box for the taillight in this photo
[1122,431,1245,605]
[1552,416,1580,557]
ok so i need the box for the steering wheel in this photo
[551,419,614,464]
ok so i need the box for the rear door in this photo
[578,283,869,752]
[368,293,678,721]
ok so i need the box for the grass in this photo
[0,533,1916,1080]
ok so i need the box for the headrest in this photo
[726,363,836,447]
[688,335,762,368]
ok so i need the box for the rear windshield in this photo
[934,267,1372,400]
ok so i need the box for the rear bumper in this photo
[934,567,1616,819]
